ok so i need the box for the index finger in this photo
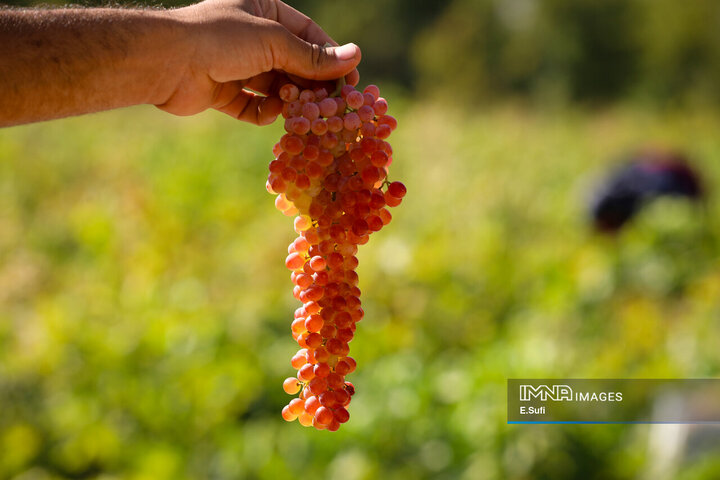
[269,0,360,85]
[270,0,336,46]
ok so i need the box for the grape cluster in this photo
[267,82,405,431]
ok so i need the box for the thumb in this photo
[273,31,361,81]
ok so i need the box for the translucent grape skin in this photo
[271,83,404,431]
[388,181,407,198]
[283,377,302,394]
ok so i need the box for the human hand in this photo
[157,0,362,125]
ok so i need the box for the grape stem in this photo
[332,77,346,98]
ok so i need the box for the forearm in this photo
[0,7,187,127]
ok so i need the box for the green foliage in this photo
[413,0,720,105]
[1,103,720,478]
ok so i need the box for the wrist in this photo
[141,9,198,107]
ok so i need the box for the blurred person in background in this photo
[0,0,361,127]
[590,149,704,233]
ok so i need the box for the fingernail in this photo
[333,43,357,61]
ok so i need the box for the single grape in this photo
[384,191,402,207]
[304,395,320,415]
[298,363,315,382]
[309,255,327,271]
[363,84,380,100]
[279,84,299,102]
[346,91,365,109]
[283,377,302,395]
[299,89,315,104]
[373,98,388,115]
[334,407,350,423]
[298,413,314,427]
[318,98,338,118]
[305,314,323,332]
[358,105,375,122]
[302,102,320,120]
[340,84,355,99]
[291,353,307,369]
[292,117,311,135]
[388,181,407,198]
[282,405,298,421]
[314,362,331,378]
[315,406,334,425]
[311,118,328,136]
[288,397,305,415]
[343,112,362,131]
[285,252,304,270]
[375,124,391,139]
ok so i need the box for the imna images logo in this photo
[510,379,719,423]
[519,384,573,402]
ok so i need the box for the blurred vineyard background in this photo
[2,0,720,478]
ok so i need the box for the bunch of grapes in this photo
[267,82,405,431]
